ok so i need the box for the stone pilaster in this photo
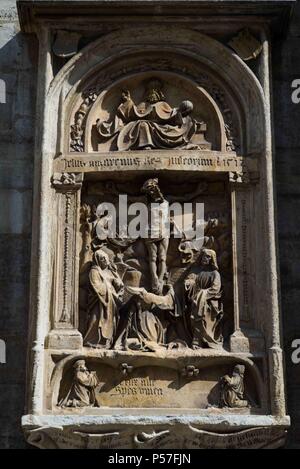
[45,172,83,349]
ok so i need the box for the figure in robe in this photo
[113,284,183,352]
[59,360,98,408]
[83,249,124,348]
[96,78,210,151]
[220,364,249,408]
[184,248,224,349]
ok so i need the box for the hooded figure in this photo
[184,248,224,349]
[220,364,248,408]
[83,249,124,348]
[59,360,98,408]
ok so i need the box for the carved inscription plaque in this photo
[54,151,258,174]
[98,366,221,408]
[59,364,229,409]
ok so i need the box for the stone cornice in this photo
[17,0,295,36]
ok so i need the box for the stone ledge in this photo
[22,413,290,449]
[22,412,291,428]
[17,0,295,35]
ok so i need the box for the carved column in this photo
[45,172,83,349]
[229,171,262,353]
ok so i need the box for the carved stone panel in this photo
[18,1,291,449]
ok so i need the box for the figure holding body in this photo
[84,249,124,348]
[113,284,181,352]
[96,78,210,151]
[59,360,98,408]
[220,365,248,408]
[184,248,223,349]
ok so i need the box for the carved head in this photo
[233,364,245,377]
[179,100,194,117]
[141,178,164,202]
[121,89,131,102]
[199,248,218,270]
[73,360,87,372]
[94,249,110,270]
[144,78,165,104]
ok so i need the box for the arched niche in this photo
[83,71,226,153]
[46,26,266,160]
[19,3,291,447]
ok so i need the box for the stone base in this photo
[45,329,83,350]
[22,413,290,449]
[230,329,265,354]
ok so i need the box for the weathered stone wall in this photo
[0,0,37,449]
[0,0,299,449]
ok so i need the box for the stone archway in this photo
[19,5,289,449]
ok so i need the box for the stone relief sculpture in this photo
[59,360,98,408]
[184,248,223,349]
[114,284,182,352]
[78,177,229,352]
[137,178,212,294]
[219,364,248,408]
[83,249,124,348]
[80,178,230,351]
[96,78,211,151]
[141,178,171,295]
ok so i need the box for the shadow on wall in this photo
[272,0,300,449]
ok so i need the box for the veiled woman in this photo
[184,248,223,349]
[83,249,124,348]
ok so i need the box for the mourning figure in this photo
[96,78,210,151]
[59,360,98,408]
[184,248,224,349]
[83,249,124,348]
[113,284,182,352]
[220,364,249,408]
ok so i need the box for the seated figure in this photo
[96,78,210,151]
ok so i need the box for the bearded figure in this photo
[184,248,224,349]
